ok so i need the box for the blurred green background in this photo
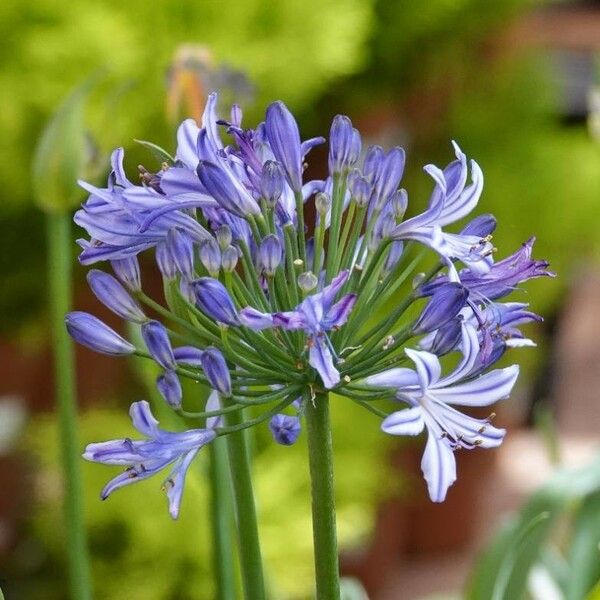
[1,0,599,598]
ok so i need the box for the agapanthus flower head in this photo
[71,92,551,513]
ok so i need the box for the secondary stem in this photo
[222,400,266,600]
[47,212,92,600]
[305,390,340,599]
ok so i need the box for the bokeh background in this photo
[1,0,599,598]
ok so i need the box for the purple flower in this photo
[66,312,135,356]
[412,283,468,334]
[221,245,239,272]
[193,277,239,325]
[173,345,205,367]
[83,400,216,518]
[367,323,519,502]
[265,101,303,192]
[142,321,176,370]
[391,143,492,278]
[167,228,196,280]
[259,234,283,276]
[87,270,146,323]
[260,161,285,207]
[200,347,231,396]
[239,271,356,388]
[199,238,222,277]
[329,115,361,174]
[156,370,182,409]
[269,414,301,445]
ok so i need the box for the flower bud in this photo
[221,245,239,272]
[179,278,196,303]
[390,189,408,220]
[412,273,426,289]
[298,271,318,293]
[371,147,405,211]
[156,242,177,280]
[383,241,404,275]
[199,238,222,277]
[265,101,303,192]
[412,283,468,335]
[350,175,371,208]
[328,115,361,174]
[260,160,284,207]
[111,257,141,292]
[269,414,301,446]
[201,347,232,397]
[259,234,283,276]
[87,270,146,323]
[173,345,205,366]
[461,213,497,238]
[215,225,232,250]
[142,320,176,370]
[363,145,384,183]
[193,278,239,325]
[197,160,261,217]
[167,228,195,280]
[65,311,135,356]
[156,370,182,409]
[315,192,331,215]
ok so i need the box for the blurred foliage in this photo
[468,453,600,600]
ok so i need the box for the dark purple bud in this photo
[315,192,331,215]
[87,270,146,323]
[142,320,176,370]
[65,311,135,356]
[201,347,231,396]
[156,243,177,280]
[461,214,497,237]
[173,345,205,366]
[197,160,260,217]
[298,271,318,292]
[269,414,301,446]
[215,225,232,250]
[260,160,285,207]
[167,228,195,280]
[412,283,469,335]
[111,257,141,292]
[156,370,182,409]
[193,277,239,325]
[350,175,371,207]
[265,101,303,192]
[429,317,462,355]
[199,238,221,277]
[363,145,384,183]
[390,189,408,220]
[259,234,283,276]
[221,245,239,272]
[328,115,361,173]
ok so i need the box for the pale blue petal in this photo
[382,407,425,436]
[366,368,419,389]
[421,431,456,502]
[405,348,442,391]
[309,337,340,389]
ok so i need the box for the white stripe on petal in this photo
[382,407,425,436]
[405,348,442,391]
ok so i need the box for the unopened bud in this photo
[215,225,232,250]
[315,192,331,215]
[298,271,318,292]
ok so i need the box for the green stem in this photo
[209,438,237,600]
[47,212,92,600]
[305,390,340,599]
[222,400,266,600]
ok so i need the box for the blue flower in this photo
[367,323,519,502]
[83,400,216,518]
[239,271,356,388]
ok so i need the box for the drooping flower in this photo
[366,323,519,502]
[83,400,216,518]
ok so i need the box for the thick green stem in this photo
[222,401,266,600]
[47,212,92,600]
[305,390,340,599]
[209,438,237,600]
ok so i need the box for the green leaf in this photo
[565,492,600,600]
[32,75,101,213]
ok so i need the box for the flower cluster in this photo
[68,93,553,515]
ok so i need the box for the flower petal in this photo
[323,294,357,329]
[129,400,161,439]
[309,337,340,389]
[405,348,442,391]
[166,448,200,519]
[421,431,457,502]
[382,407,425,436]
[366,368,419,389]
[239,307,274,330]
